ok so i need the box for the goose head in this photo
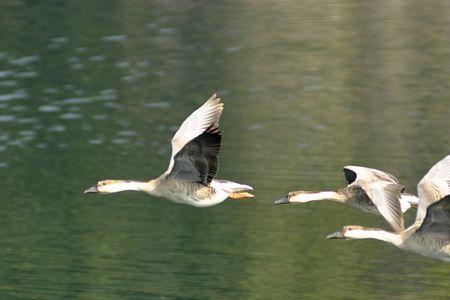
[327,225,381,240]
[275,191,298,205]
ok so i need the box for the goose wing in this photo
[358,181,405,233]
[343,166,400,186]
[416,194,450,235]
[167,124,221,185]
[166,94,223,175]
[416,155,450,223]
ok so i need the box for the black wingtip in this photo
[206,123,221,135]
[343,168,357,184]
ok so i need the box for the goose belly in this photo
[400,235,450,262]
[158,186,228,207]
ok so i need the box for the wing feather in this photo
[167,124,221,185]
[416,155,450,223]
[166,94,223,174]
[359,181,405,233]
[416,194,450,235]
[343,166,400,186]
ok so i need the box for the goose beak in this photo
[327,230,344,239]
[84,186,99,194]
[274,195,290,205]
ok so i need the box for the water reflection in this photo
[0,0,449,299]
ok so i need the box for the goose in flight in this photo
[275,166,419,215]
[84,94,253,207]
[327,155,450,262]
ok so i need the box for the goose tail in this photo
[399,193,420,213]
[211,179,254,199]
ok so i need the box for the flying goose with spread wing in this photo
[327,155,450,262]
[84,94,253,207]
[275,166,419,214]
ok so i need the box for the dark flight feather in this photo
[168,124,221,185]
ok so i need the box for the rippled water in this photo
[1,1,450,299]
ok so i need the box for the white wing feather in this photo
[416,155,450,223]
[343,166,399,186]
[359,181,405,233]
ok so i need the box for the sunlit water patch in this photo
[103,102,122,109]
[60,97,92,105]
[47,125,66,132]
[101,35,127,42]
[93,114,107,120]
[0,70,14,78]
[118,130,138,137]
[143,101,170,109]
[60,113,83,120]
[0,90,28,102]
[0,115,15,122]
[111,138,129,145]
[38,105,61,113]
[0,80,17,87]
[89,138,104,145]
[49,36,69,48]
[14,71,37,78]
[44,88,59,94]
[89,55,106,62]
[51,36,69,44]
[17,117,37,124]
[94,89,118,101]
[18,130,35,137]
[9,55,40,66]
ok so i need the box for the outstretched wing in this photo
[359,181,405,233]
[166,94,224,174]
[416,155,450,223]
[343,166,400,186]
[167,124,221,185]
[416,194,450,236]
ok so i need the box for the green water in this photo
[1,1,450,299]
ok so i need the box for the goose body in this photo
[84,94,253,207]
[275,166,419,215]
[327,155,450,261]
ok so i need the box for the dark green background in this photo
[1,1,449,299]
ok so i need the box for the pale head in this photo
[275,191,311,204]
[84,180,122,194]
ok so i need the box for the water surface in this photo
[1,1,450,299]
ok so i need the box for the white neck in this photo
[101,180,153,194]
[290,191,343,203]
[347,229,403,246]
[120,181,148,191]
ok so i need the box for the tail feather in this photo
[399,193,419,213]
[211,179,253,193]
[229,192,254,199]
